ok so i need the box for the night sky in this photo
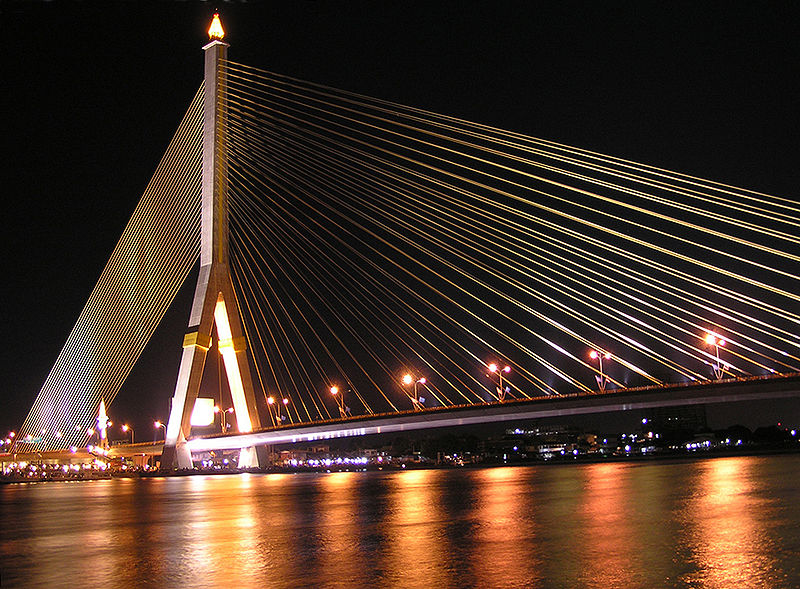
[3,2,798,437]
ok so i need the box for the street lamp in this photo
[154,421,166,440]
[704,332,726,379]
[213,405,235,433]
[330,386,349,418]
[487,362,512,402]
[282,397,290,424]
[121,424,134,444]
[402,374,427,411]
[589,350,612,392]
[4,431,14,453]
[266,396,282,426]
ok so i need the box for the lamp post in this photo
[402,374,427,410]
[154,421,166,440]
[589,350,612,392]
[213,405,235,433]
[704,332,726,380]
[487,363,511,402]
[3,431,14,454]
[121,424,134,444]
[330,386,349,418]
[267,396,284,426]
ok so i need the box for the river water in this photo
[2,454,799,588]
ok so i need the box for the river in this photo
[2,454,799,588]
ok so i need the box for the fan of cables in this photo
[222,61,800,422]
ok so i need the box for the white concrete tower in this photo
[161,14,263,469]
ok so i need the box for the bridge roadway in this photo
[6,373,798,464]
[185,372,800,454]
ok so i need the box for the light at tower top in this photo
[208,13,225,40]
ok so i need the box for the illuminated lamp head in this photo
[208,13,225,40]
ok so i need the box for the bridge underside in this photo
[186,374,800,455]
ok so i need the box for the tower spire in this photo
[97,398,109,451]
[161,14,264,470]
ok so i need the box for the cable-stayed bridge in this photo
[15,16,800,467]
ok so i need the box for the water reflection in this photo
[470,467,542,588]
[182,475,265,586]
[579,463,638,587]
[316,472,364,583]
[383,469,450,588]
[2,456,800,588]
[683,457,786,588]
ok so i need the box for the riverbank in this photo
[3,444,799,484]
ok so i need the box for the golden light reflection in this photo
[470,467,542,586]
[683,457,781,588]
[578,461,690,586]
[322,470,356,488]
[316,472,362,583]
[24,480,154,586]
[180,475,289,585]
[384,469,449,587]
[9,459,799,586]
[480,464,518,483]
[568,463,637,585]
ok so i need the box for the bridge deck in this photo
[187,373,800,453]
[8,373,797,462]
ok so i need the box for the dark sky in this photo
[3,1,798,436]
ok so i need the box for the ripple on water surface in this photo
[2,455,800,588]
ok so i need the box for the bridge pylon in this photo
[161,14,264,469]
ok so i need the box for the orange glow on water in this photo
[471,467,540,585]
[684,457,779,588]
[385,470,448,585]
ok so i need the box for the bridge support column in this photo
[162,277,265,470]
[161,15,265,470]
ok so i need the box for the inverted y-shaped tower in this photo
[161,14,263,469]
